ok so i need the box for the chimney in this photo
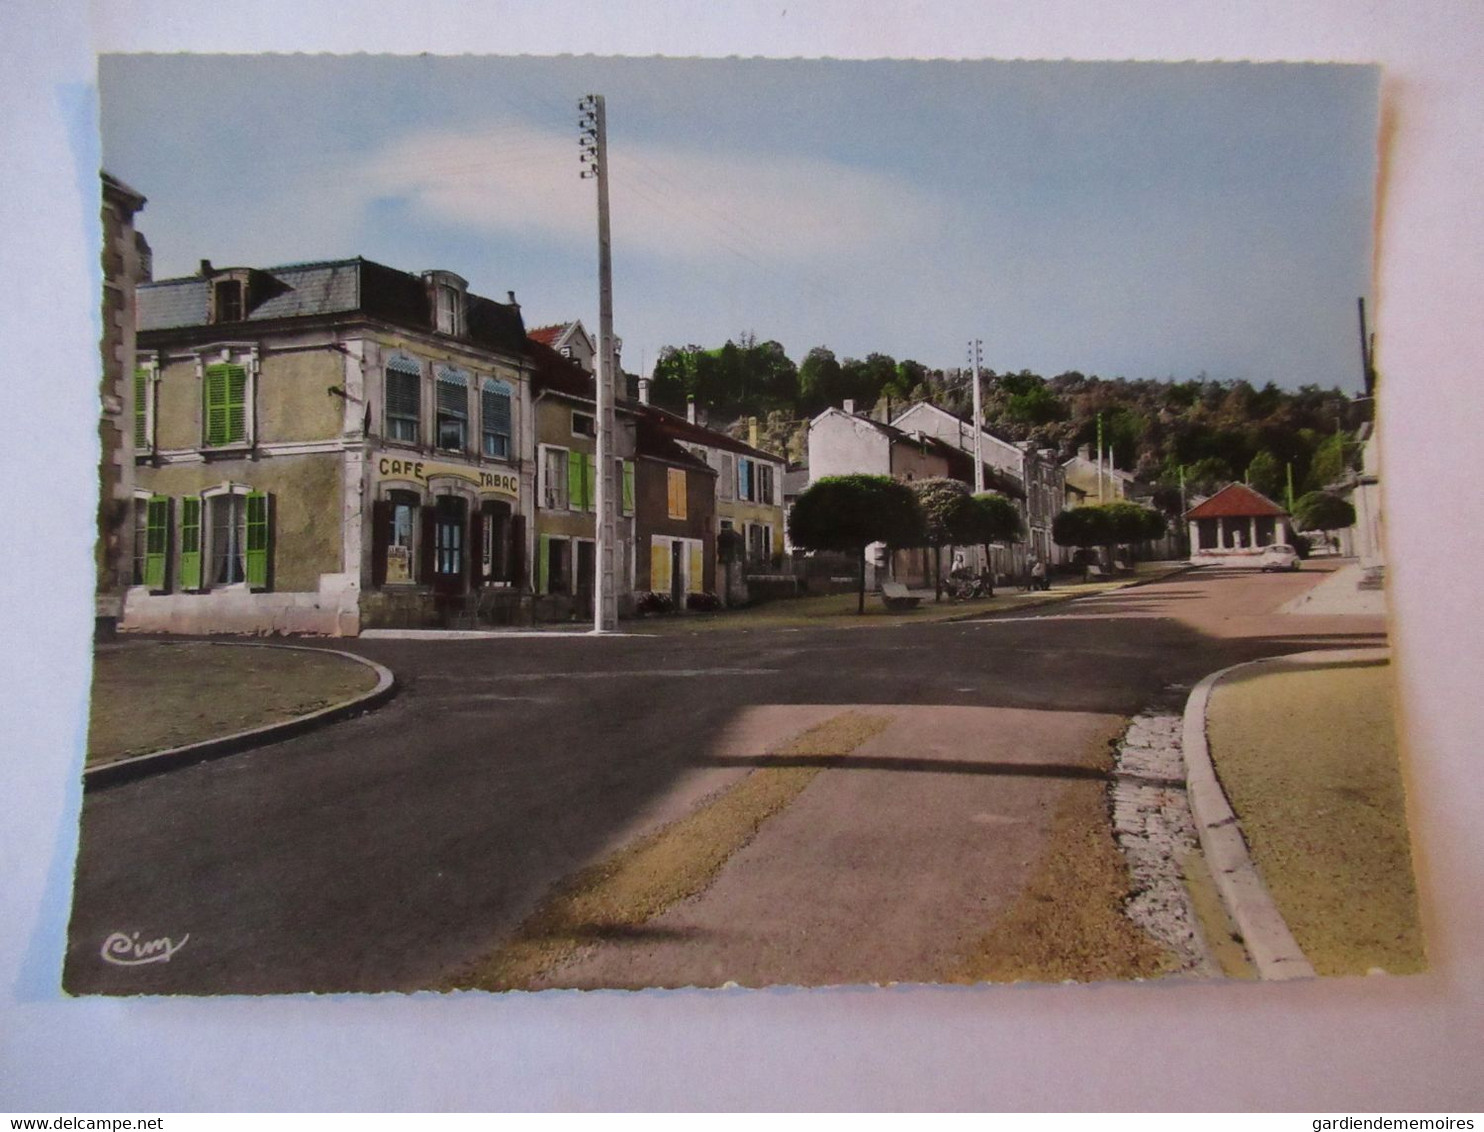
[880,396,892,424]
[843,398,855,416]
[638,376,651,405]
[687,397,697,424]
[506,290,519,310]
[199,259,214,277]
[748,416,759,448]
[1078,443,1091,462]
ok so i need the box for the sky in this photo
[99,54,1380,392]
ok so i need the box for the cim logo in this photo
[100,930,189,967]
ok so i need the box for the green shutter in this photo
[204,363,248,445]
[587,454,599,512]
[133,368,149,449]
[245,492,270,589]
[226,365,248,443]
[143,496,169,591]
[567,449,586,510]
[622,459,635,514]
[179,496,202,591]
[537,534,551,593]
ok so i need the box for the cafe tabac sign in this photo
[375,455,519,498]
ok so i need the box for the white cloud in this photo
[357,122,944,265]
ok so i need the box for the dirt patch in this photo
[1205,661,1424,976]
[442,711,895,992]
[946,722,1178,984]
[87,641,380,765]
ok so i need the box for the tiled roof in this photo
[528,324,568,347]
[634,404,785,463]
[1184,482,1287,519]
[137,257,527,355]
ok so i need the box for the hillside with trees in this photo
[646,336,1371,500]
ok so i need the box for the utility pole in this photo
[968,339,984,493]
[1357,296,1376,399]
[1096,413,1105,503]
[580,94,618,632]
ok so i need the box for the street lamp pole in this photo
[580,94,618,632]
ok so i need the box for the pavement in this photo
[524,704,1122,989]
[63,558,1384,994]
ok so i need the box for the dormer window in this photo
[214,279,244,323]
[423,270,468,337]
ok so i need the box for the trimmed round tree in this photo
[1052,506,1111,570]
[968,492,1024,589]
[788,474,924,613]
[909,477,978,600]
[1292,490,1356,533]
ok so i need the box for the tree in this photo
[788,475,924,613]
[1305,430,1351,492]
[908,478,977,600]
[1052,507,1110,565]
[1291,490,1355,533]
[968,493,1024,586]
[1245,450,1285,502]
[798,347,845,417]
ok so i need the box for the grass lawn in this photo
[1204,660,1425,976]
[87,640,380,765]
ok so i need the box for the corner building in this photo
[127,257,533,635]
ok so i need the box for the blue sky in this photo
[99,55,1379,391]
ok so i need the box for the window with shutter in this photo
[541,446,568,510]
[667,468,687,520]
[179,496,203,591]
[718,453,735,501]
[143,496,170,592]
[133,367,151,451]
[587,454,598,513]
[621,459,635,515]
[738,458,753,502]
[481,379,512,458]
[435,368,468,451]
[385,357,422,443]
[203,363,248,446]
[245,492,270,589]
[567,449,588,511]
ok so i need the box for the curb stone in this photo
[84,642,398,790]
[1182,646,1389,980]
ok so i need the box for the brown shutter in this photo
[509,513,527,588]
[418,505,436,583]
[370,500,390,587]
[468,509,485,587]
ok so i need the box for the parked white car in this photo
[1257,543,1301,571]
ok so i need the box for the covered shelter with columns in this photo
[1184,482,1291,566]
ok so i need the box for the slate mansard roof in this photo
[137,257,528,355]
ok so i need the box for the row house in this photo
[126,256,533,635]
[632,411,718,604]
[889,401,1067,569]
[635,402,787,569]
[1060,443,1137,505]
[528,337,638,619]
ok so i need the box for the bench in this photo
[879,581,922,610]
[1085,564,1111,580]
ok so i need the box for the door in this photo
[432,495,468,602]
[670,540,684,607]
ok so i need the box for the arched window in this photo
[436,366,469,452]
[481,378,513,459]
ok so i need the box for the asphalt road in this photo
[63,562,1384,995]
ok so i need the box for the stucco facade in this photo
[125,257,533,635]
